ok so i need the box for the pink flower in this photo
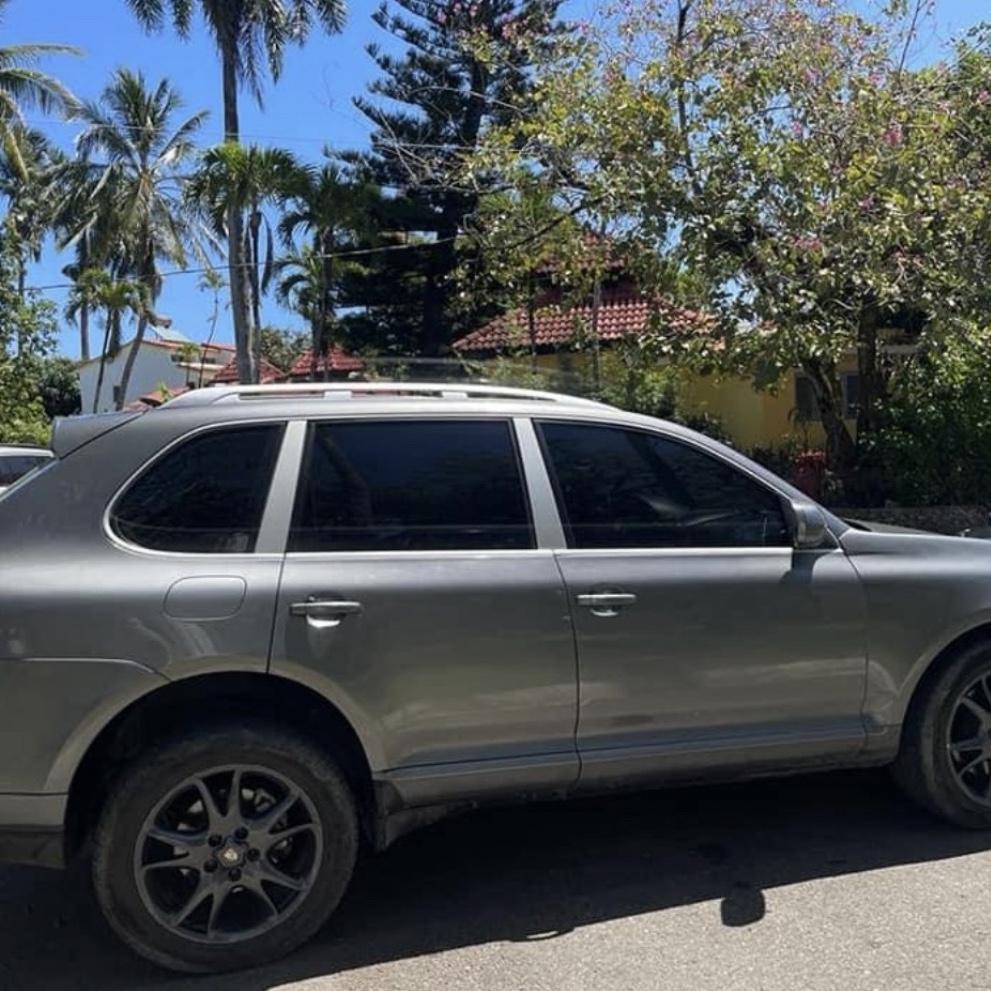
[869,72,883,86]
[437,9,446,22]
[884,124,903,146]
[791,120,803,137]
[860,195,874,211]
[979,91,991,106]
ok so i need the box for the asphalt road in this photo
[3,769,991,991]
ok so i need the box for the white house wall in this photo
[78,344,194,413]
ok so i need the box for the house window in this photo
[794,373,861,422]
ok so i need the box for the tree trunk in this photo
[421,239,455,357]
[79,303,91,362]
[249,209,263,334]
[116,311,148,411]
[221,44,255,385]
[15,257,25,356]
[93,315,113,414]
[321,238,334,383]
[856,307,884,437]
[527,271,537,372]
[804,357,856,496]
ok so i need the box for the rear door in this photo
[269,416,579,808]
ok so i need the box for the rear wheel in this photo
[895,641,991,828]
[92,722,358,973]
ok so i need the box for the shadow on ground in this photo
[2,769,989,990]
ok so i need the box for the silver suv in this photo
[3,382,991,973]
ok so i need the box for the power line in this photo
[24,235,460,294]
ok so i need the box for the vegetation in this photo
[2,0,991,507]
[124,0,348,383]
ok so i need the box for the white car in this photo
[0,444,53,494]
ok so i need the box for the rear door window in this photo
[289,419,534,552]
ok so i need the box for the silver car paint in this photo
[2,393,991,854]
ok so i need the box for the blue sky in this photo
[2,0,982,358]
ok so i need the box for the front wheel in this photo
[92,722,358,973]
[895,641,991,828]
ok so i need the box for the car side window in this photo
[110,424,284,553]
[0,455,45,485]
[538,421,790,550]
[289,419,534,552]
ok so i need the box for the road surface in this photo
[2,770,990,991]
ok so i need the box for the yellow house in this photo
[452,284,860,451]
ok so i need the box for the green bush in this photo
[861,342,991,506]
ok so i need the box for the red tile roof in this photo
[210,357,284,384]
[288,346,365,377]
[126,384,194,410]
[453,291,712,354]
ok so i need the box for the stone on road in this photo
[2,770,991,991]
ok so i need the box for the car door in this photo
[534,418,868,789]
[269,416,579,809]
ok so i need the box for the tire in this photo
[894,640,991,828]
[92,721,358,973]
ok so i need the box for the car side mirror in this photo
[787,499,829,550]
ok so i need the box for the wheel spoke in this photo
[259,858,307,893]
[229,767,245,821]
[264,823,317,850]
[145,825,203,852]
[205,886,231,938]
[140,852,192,873]
[194,778,228,832]
[950,736,986,756]
[957,753,989,777]
[169,883,212,929]
[959,695,991,726]
[240,876,280,918]
[252,789,301,834]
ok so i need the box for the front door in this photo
[269,416,579,809]
[535,420,867,788]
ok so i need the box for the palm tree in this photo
[123,0,348,383]
[0,127,64,303]
[72,68,210,409]
[52,155,109,362]
[187,142,298,371]
[278,163,375,377]
[0,0,79,179]
[67,269,146,412]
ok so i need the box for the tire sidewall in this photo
[93,725,358,973]
[913,645,991,828]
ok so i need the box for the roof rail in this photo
[162,381,609,409]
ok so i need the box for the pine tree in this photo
[344,0,561,358]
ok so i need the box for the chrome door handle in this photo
[576,592,637,616]
[290,599,363,628]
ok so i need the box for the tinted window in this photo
[0,455,48,485]
[538,422,790,549]
[111,425,283,553]
[290,420,533,552]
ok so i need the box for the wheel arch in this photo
[63,671,379,861]
[899,621,991,731]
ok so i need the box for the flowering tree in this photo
[469,0,991,491]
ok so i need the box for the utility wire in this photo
[24,235,461,294]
